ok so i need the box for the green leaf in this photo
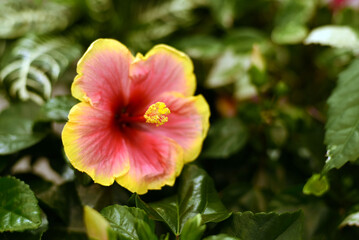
[206,50,251,88]
[136,165,231,236]
[224,28,269,53]
[0,102,47,155]
[204,117,248,158]
[304,25,359,50]
[225,211,303,240]
[208,0,236,28]
[0,212,48,240]
[303,174,329,196]
[0,0,78,39]
[203,234,241,240]
[272,0,316,44]
[175,35,223,60]
[101,205,158,240]
[340,212,359,228]
[84,206,112,240]
[0,176,42,232]
[272,24,308,45]
[39,95,78,122]
[180,214,206,240]
[37,182,81,224]
[0,35,81,104]
[323,59,359,172]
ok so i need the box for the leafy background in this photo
[1,0,359,239]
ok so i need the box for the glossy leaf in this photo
[136,165,231,235]
[225,211,303,240]
[0,102,47,155]
[303,174,329,196]
[180,214,206,240]
[204,117,248,158]
[324,59,359,172]
[101,205,158,240]
[0,176,42,232]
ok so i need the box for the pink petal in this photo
[116,128,183,194]
[129,45,196,111]
[72,39,133,110]
[62,102,130,185]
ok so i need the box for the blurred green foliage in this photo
[1,0,359,239]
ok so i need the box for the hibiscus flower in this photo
[62,39,210,194]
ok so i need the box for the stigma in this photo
[144,102,171,126]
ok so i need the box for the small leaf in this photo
[323,59,359,172]
[204,117,248,158]
[0,102,47,155]
[136,165,231,235]
[340,212,359,228]
[180,214,206,240]
[84,206,111,240]
[0,176,42,232]
[39,95,78,122]
[101,205,158,240]
[225,211,303,240]
[303,174,329,196]
[304,25,359,50]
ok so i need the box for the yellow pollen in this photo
[144,102,171,126]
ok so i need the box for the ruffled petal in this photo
[115,128,183,195]
[62,102,130,185]
[72,39,133,110]
[142,92,210,163]
[129,45,196,107]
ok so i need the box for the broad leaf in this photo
[204,117,248,158]
[0,35,81,104]
[0,102,47,155]
[0,176,42,232]
[324,59,359,172]
[39,95,78,122]
[180,214,206,240]
[136,165,231,235]
[101,205,157,240]
[225,211,303,240]
[303,174,329,196]
[304,25,359,50]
